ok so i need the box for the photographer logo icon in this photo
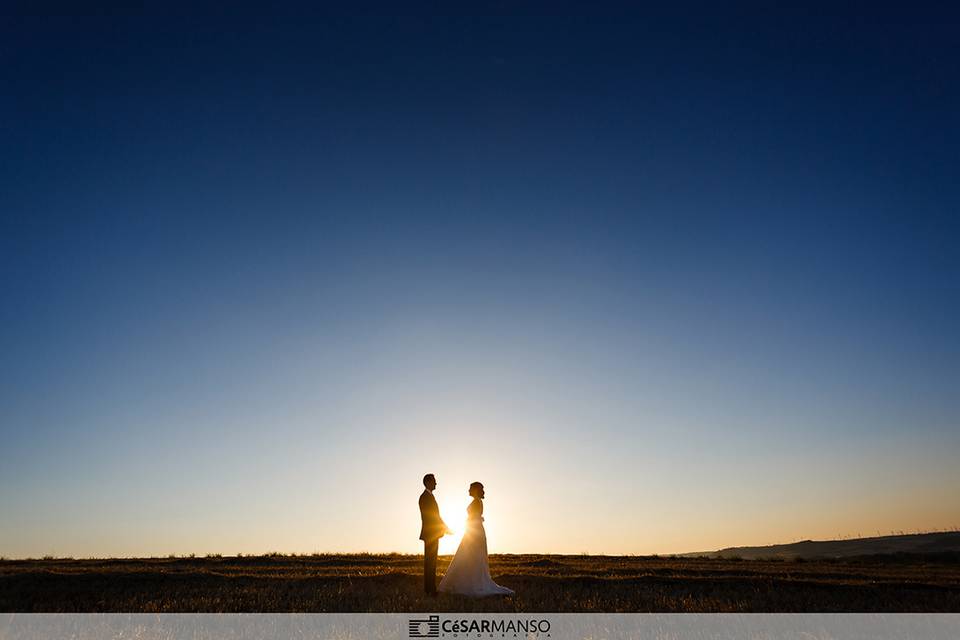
[408,615,441,638]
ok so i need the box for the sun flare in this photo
[437,495,470,555]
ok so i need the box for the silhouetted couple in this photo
[418,474,514,597]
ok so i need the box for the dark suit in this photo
[419,489,447,594]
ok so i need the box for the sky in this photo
[1,6,959,558]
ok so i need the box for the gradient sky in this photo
[2,6,959,558]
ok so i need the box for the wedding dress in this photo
[438,498,514,596]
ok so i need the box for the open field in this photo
[2,553,959,612]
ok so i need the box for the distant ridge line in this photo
[680,531,960,559]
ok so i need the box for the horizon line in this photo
[5,528,958,561]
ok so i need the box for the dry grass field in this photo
[2,553,958,613]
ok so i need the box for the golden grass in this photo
[2,553,958,612]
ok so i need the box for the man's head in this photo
[423,473,437,491]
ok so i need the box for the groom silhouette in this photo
[418,473,451,595]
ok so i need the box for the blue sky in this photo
[1,6,958,556]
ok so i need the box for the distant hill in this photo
[681,531,960,560]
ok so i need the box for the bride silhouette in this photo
[438,482,514,597]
